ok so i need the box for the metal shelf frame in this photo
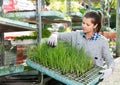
[26,59,103,85]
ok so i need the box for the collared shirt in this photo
[58,31,115,68]
[82,32,100,40]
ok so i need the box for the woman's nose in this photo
[82,24,86,28]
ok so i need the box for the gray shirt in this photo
[58,31,115,68]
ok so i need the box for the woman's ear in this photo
[94,24,98,29]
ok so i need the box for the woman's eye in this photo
[82,22,84,24]
[82,22,90,26]
[87,24,90,26]
[82,22,85,25]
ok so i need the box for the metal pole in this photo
[116,0,120,57]
[66,0,72,31]
[100,0,104,33]
[36,0,43,84]
[66,0,71,16]
[88,0,91,10]
[36,0,42,43]
[0,0,3,15]
[100,0,103,12]
[107,0,110,28]
[0,33,4,66]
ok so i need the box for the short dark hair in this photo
[83,10,103,33]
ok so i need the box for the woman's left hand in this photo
[99,68,113,80]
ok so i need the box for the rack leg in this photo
[38,72,43,85]
[34,72,52,85]
[0,33,4,66]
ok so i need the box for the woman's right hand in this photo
[48,32,58,47]
[99,68,113,80]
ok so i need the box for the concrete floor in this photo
[98,57,120,85]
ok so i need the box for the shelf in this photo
[11,38,47,46]
[4,11,64,18]
[11,39,37,46]
[72,26,82,31]
[3,11,70,23]
[0,17,36,32]
[71,12,83,23]
[23,17,70,24]
[0,64,24,76]
[71,12,82,17]
[26,59,103,85]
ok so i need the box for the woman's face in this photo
[82,17,97,34]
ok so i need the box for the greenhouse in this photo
[0,0,119,85]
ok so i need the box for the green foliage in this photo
[50,2,67,12]
[49,1,80,12]
[109,0,116,9]
[58,27,66,32]
[110,9,116,28]
[30,31,37,37]
[14,35,37,40]
[28,40,93,76]
[0,43,2,53]
[45,0,50,5]
[92,2,101,8]
[14,28,51,40]
[42,28,51,38]
[79,9,86,15]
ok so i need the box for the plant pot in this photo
[16,45,27,64]
[100,31,116,39]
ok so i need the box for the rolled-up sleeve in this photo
[102,39,115,69]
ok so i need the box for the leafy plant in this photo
[42,28,51,38]
[27,40,93,76]
[14,35,37,41]
[14,28,51,40]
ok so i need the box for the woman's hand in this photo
[99,68,113,80]
[48,32,58,47]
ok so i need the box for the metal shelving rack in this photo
[0,17,36,76]
[26,59,103,85]
[0,0,69,80]
[0,0,37,76]
[25,0,103,85]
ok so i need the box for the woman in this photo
[48,10,115,80]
